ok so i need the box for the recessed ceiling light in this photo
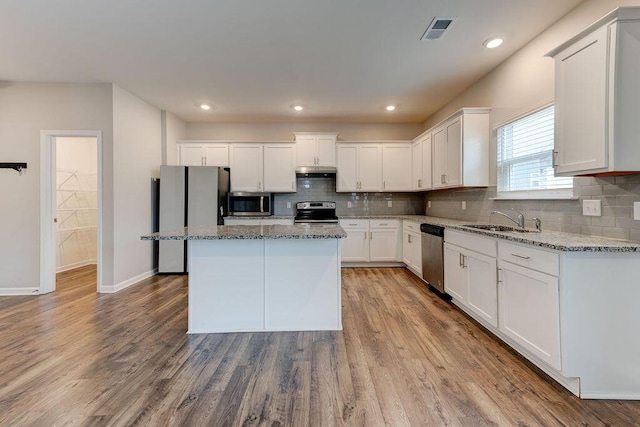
[385,105,396,111]
[293,105,304,111]
[483,37,504,49]
[200,104,211,110]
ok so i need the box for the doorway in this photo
[40,131,103,294]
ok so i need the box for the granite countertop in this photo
[338,214,640,252]
[225,215,294,220]
[141,223,346,240]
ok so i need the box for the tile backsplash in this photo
[273,176,424,216]
[425,175,640,242]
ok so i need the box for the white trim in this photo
[56,260,97,274]
[341,262,405,268]
[100,269,157,294]
[40,130,103,295]
[580,392,640,400]
[0,288,40,296]
[492,99,555,130]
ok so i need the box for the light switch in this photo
[427,201,431,208]
[347,201,352,208]
[634,202,640,220]
[388,201,392,208]
[461,201,466,210]
[583,199,602,216]
[286,202,291,209]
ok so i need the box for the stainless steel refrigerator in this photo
[158,166,230,273]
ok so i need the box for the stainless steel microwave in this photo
[228,192,273,217]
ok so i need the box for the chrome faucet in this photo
[532,217,542,231]
[491,209,525,229]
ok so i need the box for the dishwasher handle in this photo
[420,223,445,237]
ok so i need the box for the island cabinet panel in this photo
[188,240,265,333]
[265,239,341,331]
[186,236,342,334]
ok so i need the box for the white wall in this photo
[163,111,186,165]
[423,0,640,183]
[111,85,162,291]
[186,122,423,141]
[0,82,113,292]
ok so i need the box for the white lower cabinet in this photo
[498,242,561,370]
[340,220,369,262]
[444,230,498,327]
[340,219,401,263]
[402,221,422,275]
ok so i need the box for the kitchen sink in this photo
[462,224,538,233]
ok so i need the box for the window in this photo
[497,105,572,198]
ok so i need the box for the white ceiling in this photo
[0,0,584,123]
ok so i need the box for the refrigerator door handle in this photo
[260,196,264,213]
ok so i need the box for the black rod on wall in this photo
[0,163,28,174]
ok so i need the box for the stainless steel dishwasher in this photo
[420,223,446,294]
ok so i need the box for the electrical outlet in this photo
[388,201,392,208]
[347,201,352,208]
[582,199,602,216]
[286,202,291,209]
[461,201,466,210]
[427,201,431,208]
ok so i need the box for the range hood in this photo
[295,165,337,176]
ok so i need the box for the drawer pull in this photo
[511,253,531,260]
[379,223,388,226]
[348,223,357,226]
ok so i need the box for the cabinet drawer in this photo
[403,220,420,233]
[339,219,369,229]
[370,219,399,229]
[445,229,497,258]
[498,241,559,276]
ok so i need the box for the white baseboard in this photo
[0,287,40,296]
[99,268,157,293]
[341,262,405,268]
[56,260,97,273]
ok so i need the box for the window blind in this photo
[497,105,572,196]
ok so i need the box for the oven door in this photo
[228,192,273,216]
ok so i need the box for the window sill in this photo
[490,196,579,201]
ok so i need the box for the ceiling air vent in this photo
[421,17,457,41]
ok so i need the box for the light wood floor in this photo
[1,266,639,426]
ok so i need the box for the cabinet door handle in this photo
[370,231,373,240]
[383,181,386,189]
[202,156,205,166]
[364,232,367,240]
[418,179,422,188]
[407,234,411,243]
[348,223,357,226]
[553,151,558,167]
[511,253,531,260]
[497,268,503,284]
[462,254,466,268]
[459,253,463,267]
[379,223,388,226]
[291,182,294,190]
[204,156,207,166]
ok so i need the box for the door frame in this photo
[40,130,103,293]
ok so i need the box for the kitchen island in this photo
[142,224,346,333]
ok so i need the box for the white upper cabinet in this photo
[263,144,296,192]
[336,143,382,192]
[177,141,229,166]
[229,143,296,192]
[381,143,412,191]
[294,132,338,167]
[230,144,263,192]
[412,133,432,191]
[336,141,412,192]
[431,108,490,189]
[547,7,640,176]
